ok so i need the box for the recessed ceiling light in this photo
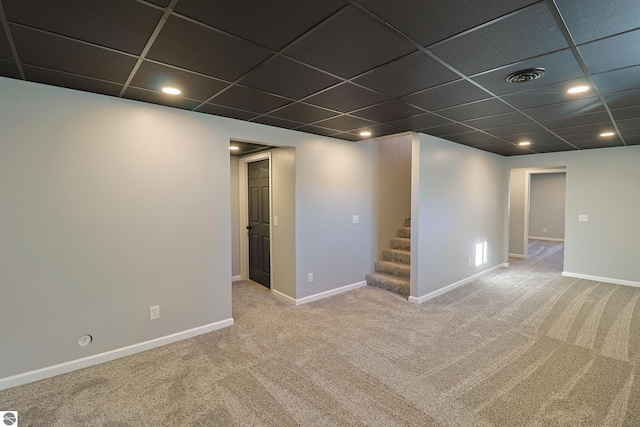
[161,87,181,95]
[359,131,372,137]
[518,141,531,146]
[567,85,590,94]
[600,132,615,137]
[229,146,239,151]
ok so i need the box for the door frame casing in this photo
[239,152,273,283]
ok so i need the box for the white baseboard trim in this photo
[297,281,367,305]
[509,253,525,259]
[271,289,297,305]
[409,263,508,305]
[529,236,565,242]
[0,318,234,391]
[231,275,242,282]
[272,281,367,306]
[562,272,640,288]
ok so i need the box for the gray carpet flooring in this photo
[2,240,640,426]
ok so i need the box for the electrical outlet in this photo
[308,273,313,283]
[77,334,93,347]
[352,215,359,224]
[469,258,472,266]
[543,228,547,233]
[150,305,160,320]
[579,214,588,222]
[274,216,278,226]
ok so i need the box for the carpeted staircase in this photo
[366,217,410,298]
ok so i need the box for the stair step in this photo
[374,260,410,279]
[383,248,410,265]
[398,227,411,238]
[366,273,409,298]
[404,217,411,227]
[391,237,410,251]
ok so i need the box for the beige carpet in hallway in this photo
[2,241,640,426]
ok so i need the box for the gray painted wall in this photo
[529,173,566,239]
[271,147,296,299]
[295,139,376,299]
[230,156,240,278]
[506,146,640,283]
[411,133,506,298]
[374,135,412,260]
[0,79,232,378]
[0,77,377,379]
[218,116,376,303]
[509,168,527,256]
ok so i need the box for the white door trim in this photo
[239,152,273,284]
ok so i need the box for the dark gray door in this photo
[248,160,270,288]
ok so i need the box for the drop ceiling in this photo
[229,140,274,157]
[0,0,638,156]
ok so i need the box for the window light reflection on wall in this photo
[484,241,488,264]
[475,241,488,267]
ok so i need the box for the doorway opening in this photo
[508,167,566,261]
[230,141,275,285]
[525,169,566,260]
[230,141,296,303]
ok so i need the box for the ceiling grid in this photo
[0,0,637,156]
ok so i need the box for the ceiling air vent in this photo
[506,68,546,83]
